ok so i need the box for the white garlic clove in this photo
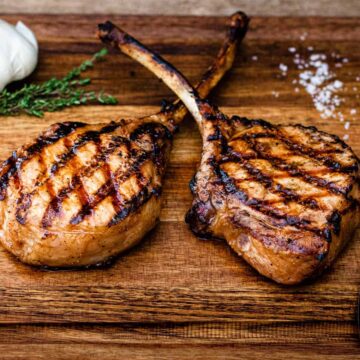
[0,19,39,91]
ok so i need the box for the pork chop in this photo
[100,18,359,284]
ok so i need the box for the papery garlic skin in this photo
[0,20,38,91]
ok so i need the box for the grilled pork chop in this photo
[100,19,360,284]
[0,12,249,267]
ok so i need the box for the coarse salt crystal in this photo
[343,134,349,141]
[344,121,350,130]
[306,83,316,94]
[280,47,351,127]
[279,63,288,72]
[252,55,258,61]
[333,80,343,89]
[350,109,357,115]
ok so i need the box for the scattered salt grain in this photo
[290,51,347,122]
[279,63,288,75]
[333,80,343,89]
[277,45,356,135]
[252,55,258,61]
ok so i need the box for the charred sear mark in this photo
[40,137,131,229]
[50,122,121,176]
[0,122,85,201]
[189,175,197,195]
[160,99,176,113]
[65,123,169,227]
[233,116,275,130]
[15,193,32,225]
[237,134,352,196]
[16,123,125,227]
[209,120,358,245]
[5,120,170,229]
[214,161,332,237]
[207,126,228,154]
[108,185,160,226]
[327,210,342,236]
[240,127,356,174]
[185,200,217,238]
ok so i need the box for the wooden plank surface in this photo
[0,0,359,17]
[0,14,359,359]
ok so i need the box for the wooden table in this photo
[0,14,359,359]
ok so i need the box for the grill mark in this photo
[0,122,85,201]
[11,121,169,228]
[101,140,124,217]
[221,159,321,210]
[66,133,104,226]
[69,122,170,227]
[41,136,130,229]
[217,130,358,242]
[17,123,124,227]
[207,125,229,154]
[278,129,357,171]
[237,135,352,196]
[70,152,150,226]
[108,185,162,227]
[241,131,357,173]
[234,116,349,152]
[15,147,50,225]
[215,165,327,237]
[49,122,121,176]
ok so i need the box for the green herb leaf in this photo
[0,48,117,117]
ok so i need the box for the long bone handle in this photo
[97,12,249,129]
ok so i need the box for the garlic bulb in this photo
[0,20,38,91]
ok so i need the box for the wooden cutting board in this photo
[0,15,359,359]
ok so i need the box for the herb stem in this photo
[0,48,117,117]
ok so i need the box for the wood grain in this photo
[0,15,359,359]
[0,0,359,17]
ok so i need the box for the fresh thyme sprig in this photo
[0,48,117,117]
